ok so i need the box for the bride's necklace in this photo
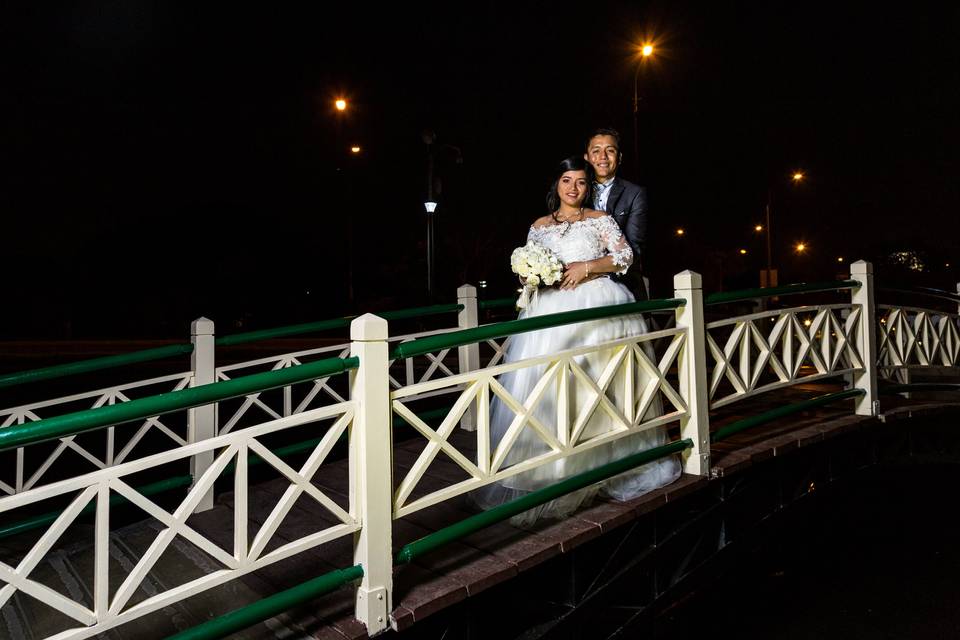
[552,208,584,235]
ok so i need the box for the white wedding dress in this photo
[473,215,681,526]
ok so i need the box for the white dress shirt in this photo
[593,177,616,212]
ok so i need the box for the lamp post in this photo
[422,131,463,301]
[632,43,654,180]
[760,171,804,288]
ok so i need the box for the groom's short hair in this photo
[585,128,622,151]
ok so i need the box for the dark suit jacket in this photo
[601,177,648,299]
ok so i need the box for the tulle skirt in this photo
[472,277,681,526]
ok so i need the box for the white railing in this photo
[0,288,506,496]
[0,402,357,640]
[1,262,958,638]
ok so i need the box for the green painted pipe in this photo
[216,303,465,347]
[395,438,692,564]
[0,344,195,390]
[877,287,960,304]
[0,475,193,540]
[164,564,364,640]
[880,383,960,394]
[0,356,359,452]
[478,297,518,310]
[704,280,860,306]
[392,298,684,361]
[710,389,865,443]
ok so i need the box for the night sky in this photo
[3,2,958,339]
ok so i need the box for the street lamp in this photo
[632,42,655,180]
[761,170,805,288]
[422,130,463,300]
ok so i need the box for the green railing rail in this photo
[711,389,865,443]
[395,438,692,564]
[0,344,195,391]
[0,302,463,391]
[704,280,860,306]
[165,565,364,640]
[877,286,960,305]
[215,303,464,347]
[392,298,685,361]
[0,356,359,452]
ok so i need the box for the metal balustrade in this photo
[0,262,957,639]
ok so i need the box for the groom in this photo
[584,128,650,300]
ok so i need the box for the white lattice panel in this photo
[0,402,357,639]
[705,304,865,409]
[390,327,687,518]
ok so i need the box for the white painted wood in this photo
[349,314,392,635]
[674,271,711,476]
[188,317,217,512]
[457,285,481,431]
[850,261,879,415]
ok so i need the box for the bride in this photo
[473,156,680,526]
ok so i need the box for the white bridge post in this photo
[188,317,216,512]
[850,261,879,415]
[350,314,393,635]
[457,284,480,431]
[673,271,711,476]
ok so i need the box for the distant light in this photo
[641,44,654,57]
[676,228,685,236]
[795,242,807,253]
[424,201,438,213]
[478,280,488,288]
[837,256,844,263]
[350,146,361,154]
[755,224,763,232]
[739,249,747,255]
[335,99,347,111]
[803,318,812,327]
[792,172,805,182]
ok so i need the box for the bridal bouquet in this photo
[510,241,564,308]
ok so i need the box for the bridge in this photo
[0,261,958,639]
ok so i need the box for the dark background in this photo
[2,2,958,339]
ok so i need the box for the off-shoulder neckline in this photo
[530,214,614,231]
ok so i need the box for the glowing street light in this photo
[755,224,764,232]
[761,169,807,288]
[795,242,807,254]
[675,228,685,237]
[350,145,361,154]
[837,256,845,263]
[335,99,347,111]
[632,40,656,181]
[792,171,805,182]
[739,249,748,255]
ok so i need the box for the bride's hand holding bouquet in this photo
[510,241,563,308]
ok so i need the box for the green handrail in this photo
[216,303,464,347]
[0,356,359,452]
[878,287,960,304]
[164,564,364,640]
[705,280,860,306]
[478,297,518,310]
[395,438,692,564]
[711,389,865,442]
[392,298,684,360]
[0,344,195,390]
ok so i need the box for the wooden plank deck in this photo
[1,383,958,639]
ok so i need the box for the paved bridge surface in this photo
[2,383,958,640]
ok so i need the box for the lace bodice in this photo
[527,215,633,274]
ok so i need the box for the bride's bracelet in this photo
[585,262,591,277]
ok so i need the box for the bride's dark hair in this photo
[545,156,595,213]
